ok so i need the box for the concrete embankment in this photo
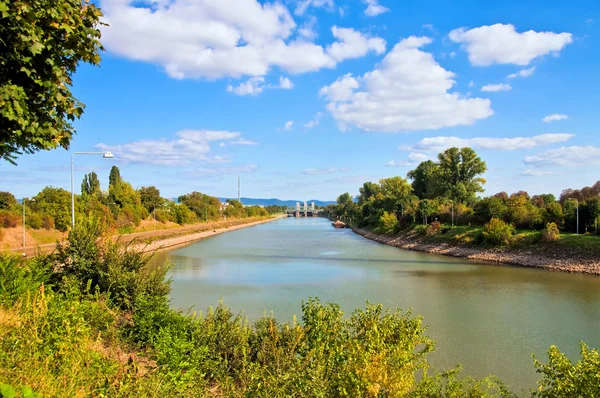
[131,215,285,253]
[353,227,600,275]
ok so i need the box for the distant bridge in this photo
[286,201,323,217]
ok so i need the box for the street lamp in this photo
[568,198,579,235]
[71,151,114,227]
[22,197,35,249]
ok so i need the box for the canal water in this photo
[151,217,600,392]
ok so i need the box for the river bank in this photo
[131,215,286,253]
[352,227,600,275]
[6,215,285,256]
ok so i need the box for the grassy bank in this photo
[1,218,599,397]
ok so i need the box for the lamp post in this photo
[22,197,35,249]
[569,198,579,235]
[71,151,114,228]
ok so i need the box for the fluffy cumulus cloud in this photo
[284,120,294,130]
[303,167,347,175]
[543,113,569,123]
[320,36,493,132]
[363,0,389,17]
[402,133,574,153]
[449,24,572,66]
[96,130,257,166]
[227,76,293,95]
[481,83,512,92]
[508,66,536,79]
[101,0,385,79]
[304,112,323,128]
[524,146,600,167]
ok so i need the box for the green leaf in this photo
[0,384,17,398]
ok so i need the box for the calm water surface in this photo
[151,217,600,392]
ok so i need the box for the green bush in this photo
[541,222,560,242]
[533,342,600,398]
[483,218,515,246]
[377,211,398,234]
[414,224,428,236]
[0,254,49,305]
[25,212,43,229]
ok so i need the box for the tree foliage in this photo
[81,171,100,197]
[0,0,104,164]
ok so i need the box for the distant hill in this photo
[218,197,336,207]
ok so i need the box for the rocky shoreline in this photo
[352,227,600,276]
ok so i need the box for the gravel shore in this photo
[353,228,600,275]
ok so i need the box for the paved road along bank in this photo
[353,227,600,275]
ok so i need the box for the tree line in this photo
[0,166,280,233]
[326,147,600,237]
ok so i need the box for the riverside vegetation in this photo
[0,218,599,397]
[0,166,286,248]
[325,147,600,253]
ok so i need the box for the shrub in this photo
[541,222,560,242]
[414,224,428,236]
[426,221,442,236]
[26,212,43,229]
[533,342,600,398]
[0,210,19,228]
[482,218,515,246]
[377,211,398,234]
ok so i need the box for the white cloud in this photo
[524,146,600,167]
[230,138,259,145]
[481,83,512,92]
[403,133,573,153]
[449,24,572,66]
[364,0,389,17]
[468,80,474,87]
[278,76,294,89]
[298,16,318,40]
[102,1,385,80]
[543,113,568,123]
[303,167,346,175]
[422,24,435,32]
[304,112,323,128]
[320,36,493,132]
[385,152,429,167]
[326,26,386,62]
[227,75,293,95]
[227,77,266,96]
[189,164,258,176]
[96,129,256,166]
[521,169,554,176]
[295,0,334,16]
[219,142,226,147]
[507,66,536,79]
[284,120,294,130]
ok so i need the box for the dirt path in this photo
[7,216,285,257]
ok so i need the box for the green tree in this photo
[418,199,439,225]
[31,186,72,231]
[379,176,413,215]
[357,181,381,205]
[81,172,100,197]
[0,191,17,210]
[407,160,440,199]
[0,0,104,164]
[108,166,122,187]
[138,186,163,213]
[436,147,487,203]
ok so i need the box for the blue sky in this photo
[3,0,600,201]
